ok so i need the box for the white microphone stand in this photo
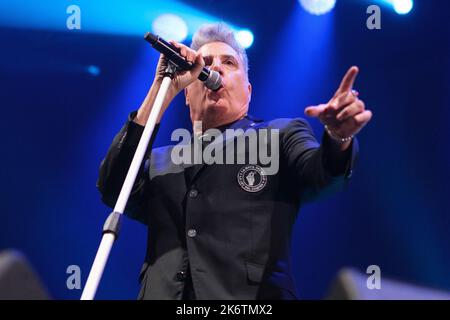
[80,62,178,300]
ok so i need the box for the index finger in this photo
[335,66,359,96]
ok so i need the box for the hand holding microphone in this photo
[135,33,221,126]
[151,41,204,99]
[145,32,222,93]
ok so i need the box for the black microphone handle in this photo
[144,32,215,84]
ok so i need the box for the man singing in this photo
[97,23,372,300]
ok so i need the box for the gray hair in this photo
[190,23,249,77]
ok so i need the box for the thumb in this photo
[304,104,327,117]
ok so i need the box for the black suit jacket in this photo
[97,113,358,300]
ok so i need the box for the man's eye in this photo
[224,59,235,66]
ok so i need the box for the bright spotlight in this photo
[392,0,413,15]
[299,0,336,15]
[152,14,188,42]
[236,29,254,49]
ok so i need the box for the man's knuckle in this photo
[359,100,365,109]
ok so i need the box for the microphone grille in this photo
[204,70,222,91]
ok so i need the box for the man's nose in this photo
[210,61,224,76]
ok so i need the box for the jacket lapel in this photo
[184,116,260,185]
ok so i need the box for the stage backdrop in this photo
[0,0,449,299]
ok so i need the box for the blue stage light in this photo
[86,65,101,77]
[0,0,249,41]
[392,0,413,15]
[152,14,188,42]
[299,0,336,15]
[235,29,254,49]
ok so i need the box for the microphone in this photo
[144,32,222,91]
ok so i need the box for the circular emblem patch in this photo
[237,165,267,193]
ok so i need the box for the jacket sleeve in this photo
[281,118,358,202]
[96,111,160,223]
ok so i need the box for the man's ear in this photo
[184,88,189,106]
[247,82,252,103]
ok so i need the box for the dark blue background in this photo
[1,0,449,299]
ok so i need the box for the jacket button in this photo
[187,229,197,238]
[175,271,186,282]
[188,189,198,198]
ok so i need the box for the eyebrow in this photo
[203,54,239,62]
